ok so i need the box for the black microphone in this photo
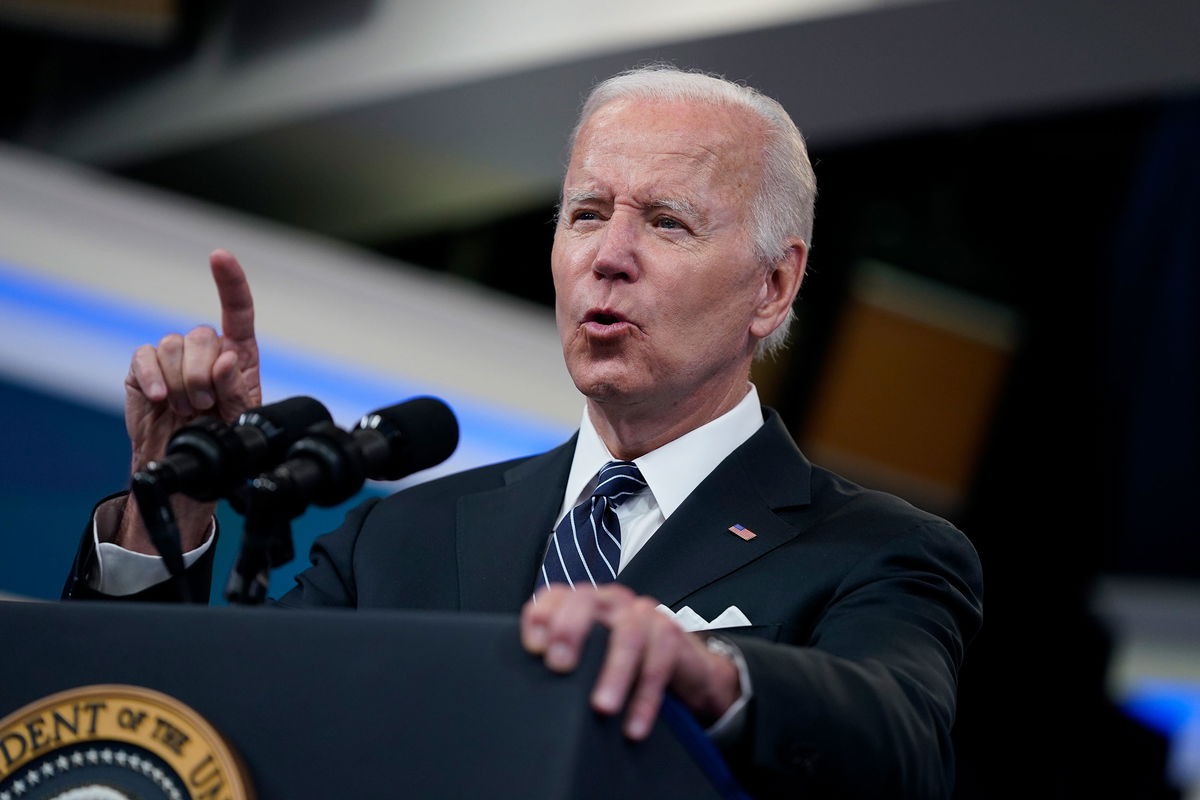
[130,395,332,599]
[251,397,459,517]
[225,397,457,604]
[135,396,333,501]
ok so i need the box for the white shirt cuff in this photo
[88,500,216,596]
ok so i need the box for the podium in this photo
[0,601,737,798]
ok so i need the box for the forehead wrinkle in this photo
[659,145,723,170]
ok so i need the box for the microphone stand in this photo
[222,423,359,606]
[221,400,459,605]
[225,479,295,606]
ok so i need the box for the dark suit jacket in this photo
[66,409,982,798]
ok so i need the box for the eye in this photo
[653,216,687,231]
[572,209,601,222]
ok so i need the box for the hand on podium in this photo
[521,583,741,740]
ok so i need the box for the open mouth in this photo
[585,309,627,326]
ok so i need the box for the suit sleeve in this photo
[62,492,381,607]
[726,521,983,799]
[62,492,219,603]
[273,496,382,608]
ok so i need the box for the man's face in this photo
[552,98,771,412]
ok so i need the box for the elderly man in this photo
[67,67,982,798]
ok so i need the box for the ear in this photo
[749,239,808,341]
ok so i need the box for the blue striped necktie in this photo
[535,461,646,591]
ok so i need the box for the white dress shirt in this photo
[557,384,764,573]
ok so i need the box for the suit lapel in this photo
[618,411,813,608]
[456,437,576,612]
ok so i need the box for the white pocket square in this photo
[655,604,752,632]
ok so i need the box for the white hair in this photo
[569,65,816,358]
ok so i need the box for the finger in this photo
[621,615,684,739]
[542,589,601,673]
[211,349,246,420]
[590,607,648,716]
[182,325,220,411]
[521,586,568,654]
[128,344,167,403]
[210,250,257,350]
[589,594,663,716]
[156,333,191,416]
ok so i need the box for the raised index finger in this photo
[209,249,256,345]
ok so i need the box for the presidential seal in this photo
[0,685,253,800]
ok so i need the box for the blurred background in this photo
[0,0,1197,796]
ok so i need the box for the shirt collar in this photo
[558,384,765,524]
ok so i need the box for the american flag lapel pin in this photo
[728,523,757,541]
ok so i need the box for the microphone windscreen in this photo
[240,396,333,451]
[357,397,459,480]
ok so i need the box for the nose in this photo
[591,209,641,282]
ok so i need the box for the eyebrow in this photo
[562,190,705,223]
[563,188,604,206]
[646,197,704,221]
